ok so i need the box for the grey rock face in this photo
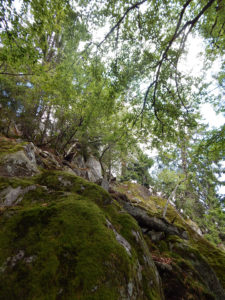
[0,185,37,207]
[100,178,109,191]
[73,155,86,169]
[106,220,164,300]
[36,149,61,169]
[119,200,188,239]
[62,166,76,175]
[66,154,103,182]
[86,156,102,182]
[147,230,165,242]
[23,143,36,164]
[186,219,203,236]
[191,254,225,300]
[181,231,189,240]
[0,149,39,177]
[70,155,88,178]
[106,219,131,256]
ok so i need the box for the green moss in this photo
[1,170,224,299]
[142,271,162,300]
[0,176,35,191]
[0,137,26,159]
[115,182,159,214]
[160,260,215,300]
[35,170,112,206]
[154,233,225,299]
[103,205,163,298]
[0,196,133,299]
[0,170,112,208]
[190,235,225,289]
[0,171,164,299]
[166,235,184,244]
[149,239,217,300]
[158,241,168,253]
[115,182,225,297]
[0,175,73,209]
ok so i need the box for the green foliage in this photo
[202,207,225,245]
[121,148,154,187]
[153,122,225,246]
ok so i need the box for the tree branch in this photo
[142,0,216,124]
[97,0,148,48]
[0,72,35,76]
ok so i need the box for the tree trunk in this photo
[162,178,187,219]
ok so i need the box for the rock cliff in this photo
[0,136,224,299]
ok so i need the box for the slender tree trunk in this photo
[59,117,83,153]
[108,148,112,182]
[179,125,189,179]
[162,178,187,219]
[99,144,111,179]
[40,105,52,144]
[121,160,127,177]
[181,141,188,178]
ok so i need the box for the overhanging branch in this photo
[97,0,148,48]
[142,0,216,122]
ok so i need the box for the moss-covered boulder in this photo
[115,182,225,300]
[0,171,163,300]
[0,136,39,177]
[1,136,224,299]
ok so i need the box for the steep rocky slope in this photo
[0,136,225,299]
[113,182,225,300]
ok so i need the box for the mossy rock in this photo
[115,182,225,299]
[0,171,112,208]
[0,136,26,158]
[0,137,39,177]
[0,171,163,299]
[146,234,225,300]
[35,170,112,206]
[1,156,225,300]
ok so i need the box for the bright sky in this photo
[177,35,225,194]
[182,35,225,128]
